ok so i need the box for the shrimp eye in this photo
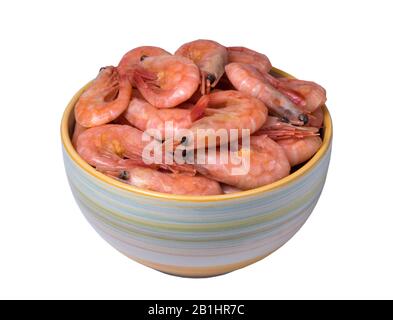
[180,136,187,145]
[119,170,129,180]
[140,55,148,61]
[206,74,216,84]
[182,149,187,158]
[298,114,309,125]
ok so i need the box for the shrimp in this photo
[253,116,322,166]
[133,55,200,108]
[117,46,170,76]
[276,136,322,166]
[227,46,272,74]
[263,75,327,113]
[254,116,320,140]
[114,167,222,195]
[175,39,228,94]
[195,135,290,190]
[225,62,309,125]
[75,67,132,127]
[170,90,268,150]
[123,90,205,140]
[76,124,195,174]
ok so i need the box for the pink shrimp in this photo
[227,46,272,74]
[75,67,132,127]
[76,124,195,174]
[123,90,205,140]
[225,63,309,125]
[117,46,170,76]
[276,136,322,166]
[169,90,268,150]
[195,135,290,190]
[113,167,222,195]
[264,75,327,113]
[254,116,322,166]
[175,39,228,95]
[133,55,200,109]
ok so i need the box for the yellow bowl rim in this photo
[61,67,332,202]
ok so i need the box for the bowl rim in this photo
[61,67,332,202]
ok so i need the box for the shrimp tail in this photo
[190,95,209,121]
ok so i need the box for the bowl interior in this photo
[61,67,332,202]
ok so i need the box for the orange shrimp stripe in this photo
[61,67,333,202]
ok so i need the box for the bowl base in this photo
[126,253,272,278]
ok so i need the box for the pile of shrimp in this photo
[72,40,327,196]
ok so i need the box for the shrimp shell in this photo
[75,67,132,127]
[195,135,290,190]
[175,39,228,94]
[123,90,201,140]
[178,90,268,150]
[76,124,195,174]
[134,55,200,109]
[273,78,327,113]
[118,167,222,195]
[277,136,322,166]
[227,46,272,74]
[225,63,309,125]
[118,46,170,76]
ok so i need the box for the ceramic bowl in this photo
[61,68,332,278]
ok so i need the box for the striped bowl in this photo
[61,68,332,278]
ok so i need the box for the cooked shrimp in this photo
[76,124,194,174]
[118,46,170,76]
[114,167,222,195]
[195,135,290,190]
[277,136,322,166]
[254,116,320,140]
[170,90,268,150]
[75,67,132,127]
[175,39,228,94]
[133,55,200,108]
[225,63,309,125]
[123,90,205,140]
[264,76,327,113]
[227,46,272,74]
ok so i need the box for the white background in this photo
[1,0,392,299]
